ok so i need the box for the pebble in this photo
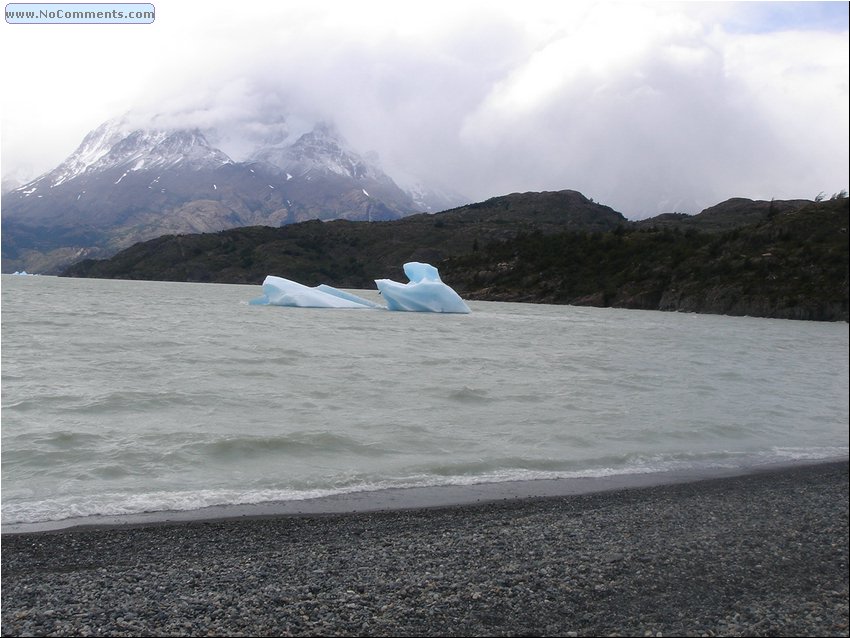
[2,462,848,637]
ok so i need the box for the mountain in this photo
[2,117,461,274]
[1,170,31,195]
[62,192,848,322]
[247,122,428,222]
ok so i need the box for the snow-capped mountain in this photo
[249,122,426,220]
[3,119,242,238]
[32,116,232,191]
[257,124,468,213]
[252,122,383,181]
[2,117,462,274]
[398,177,470,213]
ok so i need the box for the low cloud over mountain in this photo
[1,113,466,274]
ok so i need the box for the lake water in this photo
[2,274,848,531]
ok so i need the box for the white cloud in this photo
[1,0,847,217]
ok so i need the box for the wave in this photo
[5,446,846,526]
[199,431,393,460]
[3,277,847,530]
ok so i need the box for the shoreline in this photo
[2,460,847,636]
[4,456,847,535]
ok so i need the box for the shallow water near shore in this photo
[2,275,848,532]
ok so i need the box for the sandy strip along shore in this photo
[2,461,848,637]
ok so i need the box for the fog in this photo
[2,1,847,217]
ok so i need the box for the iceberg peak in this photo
[402,261,441,283]
[376,262,471,314]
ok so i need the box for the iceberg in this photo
[249,262,470,313]
[315,284,384,308]
[249,276,379,309]
[375,262,471,314]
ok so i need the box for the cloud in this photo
[2,0,847,217]
[444,4,849,215]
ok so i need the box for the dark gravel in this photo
[2,461,848,637]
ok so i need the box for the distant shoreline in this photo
[46,195,849,323]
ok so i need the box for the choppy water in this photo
[2,274,848,529]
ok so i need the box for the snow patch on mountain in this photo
[393,171,470,212]
[46,117,130,187]
[17,116,233,192]
[11,111,465,214]
[251,122,387,183]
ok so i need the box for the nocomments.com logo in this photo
[6,3,155,23]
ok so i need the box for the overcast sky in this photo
[2,0,848,218]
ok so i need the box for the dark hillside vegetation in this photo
[443,197,848,321]
[62,190,625,286]
[62,192,849,321]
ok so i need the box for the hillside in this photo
[62,190,626,286]
[62,192,849,321]
[443,197,848,321]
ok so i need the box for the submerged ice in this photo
[250,262,471,314]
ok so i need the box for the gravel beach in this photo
[2,461,848,637]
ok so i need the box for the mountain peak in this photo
[42,117,130,187]
[2,113,467,274]
[25,119,232,190]
[250,122,385,182]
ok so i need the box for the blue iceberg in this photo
[376,262,471,314]
[250,262,471,313]
[249,276,380,309]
